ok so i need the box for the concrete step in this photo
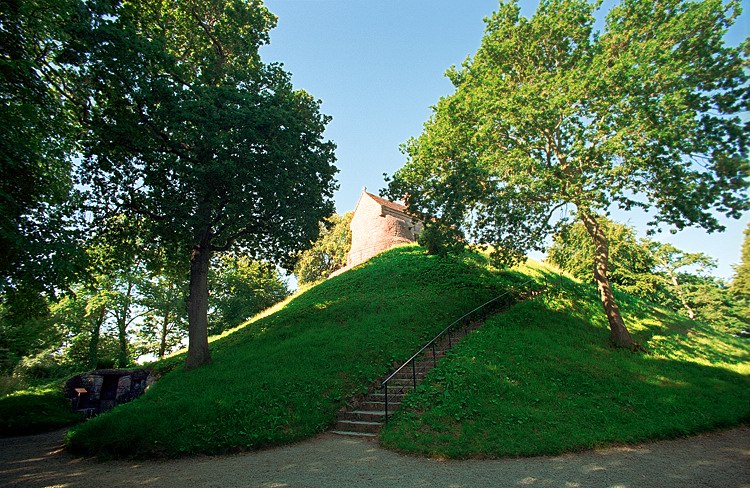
[385,378,420,388]
[393,370,428,380]
[334,419,383,434]
[369,391,406,402]
[330,430,377,438]
[338,410,386,422]
[358,401,401,411]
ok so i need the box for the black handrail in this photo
[380,276,545,423]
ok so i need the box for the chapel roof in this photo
[364,191,409,214]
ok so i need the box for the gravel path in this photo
[1,427,748,487]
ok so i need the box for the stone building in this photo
[65,368,155,415]
[330,189,422,278]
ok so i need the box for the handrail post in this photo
[431,342,436,367]
[411,359,417,390]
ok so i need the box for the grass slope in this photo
[0,383,82,436]
[66,246,532,457]
[380,272,750,458]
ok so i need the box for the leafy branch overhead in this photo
[386,0,749,349]
[70,0,338,369]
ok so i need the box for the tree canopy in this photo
[209,255,288,335]
[70,0,338,369]
[0,0,84,294]
[386,0,749,349]
[548,219,657,297]
[293,212,352,286]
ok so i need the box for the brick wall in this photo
[346,193,422,268]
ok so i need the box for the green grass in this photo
[64,246,748,458]
[379,271,750,458]
[0,381,83,436]
[66,246,532,458]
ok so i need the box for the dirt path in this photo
[1,427,748,488]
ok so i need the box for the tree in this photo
[731,223,750,297]
[646,241,716,320]
[386,0,749,349]
[549,219,728,323]
[209,255,288,335]
[73,0,338,369]
[548,219,657,298]
[730,223,750,336]
[0,0,84,293]
[137,264,189,360]
[293,212,352,285]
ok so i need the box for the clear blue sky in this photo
[261,0,750,280]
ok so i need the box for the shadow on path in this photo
[1,427,748,487]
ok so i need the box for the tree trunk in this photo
[88,305,106,369]
[159,310,170,359]
[666,268,696,320]
[116,280,134,368]
[580,212,641,351]
[185,238,212,370]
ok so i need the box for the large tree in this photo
[0,0,84,293]
[74,0,338,369]
[386,0,749,349]
[548,218,657,298]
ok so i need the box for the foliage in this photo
[0,0,85,294]
[380,270,750,458]
[0,373,27,397]
[293,212,353,285]
[135,272,189,360]
[732,223,750,297]
[0,290,57,373]
[0,385,82,436]
[647,241,717,320]
[548,219,657,297]
[66,246,532,458]
[70,0,338,369]
[386,0,749,348]
[731,223,750,336]
[547,218,745,334]
[209,255,289,335]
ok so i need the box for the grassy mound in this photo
[1,384,82,436]
[66,246,533,458]
[380,274,750,458]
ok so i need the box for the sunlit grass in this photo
[66,246,533,458]
[380,273,749,458]
[62,246,748,458]
[0,382,82,436]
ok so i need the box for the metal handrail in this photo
[380,276,545,422]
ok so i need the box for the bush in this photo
[0,387,82,436]
[0,374,27,397]
[12,348,76,380]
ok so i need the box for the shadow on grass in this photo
[380,286,750,459]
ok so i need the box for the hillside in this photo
[66,245,749,458]
[380,273,750,457]
[66,246,536,457]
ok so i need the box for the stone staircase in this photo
[331,319,484,438]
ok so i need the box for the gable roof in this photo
[364,191,408,214]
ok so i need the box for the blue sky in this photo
[261,0,750,280]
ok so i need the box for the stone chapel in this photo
[330,189,422,278]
